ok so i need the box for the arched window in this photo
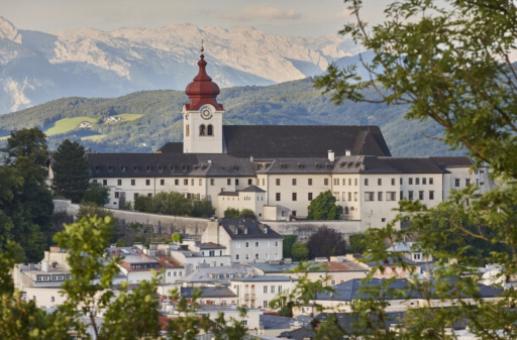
[199,124,206,136]
[207,124,213,136]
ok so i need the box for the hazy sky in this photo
[1,0,395,36]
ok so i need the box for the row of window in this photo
[364,190,435,202]
[98,178,255,187]
[275,192,359,202]
[364,177,435,186]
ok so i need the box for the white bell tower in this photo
[183,48,224,154]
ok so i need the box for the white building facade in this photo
[85,51,494,231]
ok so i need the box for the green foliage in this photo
[291,241,309,261]
[0,128,54,262]
[134,192,215,218]
[307,191,343,220]
[313,0,517,337]
[307,227,347,259]
[224,208,256,220]
[82,182,110,206]
[239,208,256,219]
[348,233,367,255]
[224,208,240,218]
[282,235,298,258]
[52,139,90,203]
[171,232,183,244]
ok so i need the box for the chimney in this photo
[345,150,351,156]
[328,150,335,162]
[249,155,254,163]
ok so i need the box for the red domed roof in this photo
[185,52,223,111]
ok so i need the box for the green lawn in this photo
[45,116,99,136]
[113,113,144,122]
[81,134,107,142]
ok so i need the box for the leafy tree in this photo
[313,0,517,337]
[348,233,367,255]
[82,182,109,206]
[291,241,309,261]
[307,191,342,220]
[135,192,215,218]
[307,227,347,259]
[1,128,53,262]
[282,235,298,258]
[52,139,90,203]
[171,232,183,244]
[239,208,256,219]
[224,208,240,218]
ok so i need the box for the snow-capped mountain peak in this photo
[0,18,362,114]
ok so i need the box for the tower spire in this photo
[201,39,204,54]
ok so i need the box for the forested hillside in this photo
[0,78,462,156]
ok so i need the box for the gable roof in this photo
[222,125,391,158]
[219,218,282,240]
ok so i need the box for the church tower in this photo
[183,48,224,154]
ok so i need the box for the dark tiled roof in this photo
[180,287,236,298]
[197,242,225,250]
[87,153,255,178]
[430,156,473,169]
[157,142,183,153]
[219,218,282,240]
[240,185,266,193]
[222,125,391,158]
[359,157,446,174]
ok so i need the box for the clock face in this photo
[200,105,214,120]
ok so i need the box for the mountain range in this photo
[0,16,362,114]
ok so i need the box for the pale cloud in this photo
[222,5,302,21]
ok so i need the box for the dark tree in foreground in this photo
[82,182,110,206]
[307,227,347,259]
[314,0,517,337]
[52,139,90,203]
[307,191,342,220]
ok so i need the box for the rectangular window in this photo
[248,178,253,185]
[160,179,165,186]
[348,178,352,186]
[145,179,151,186]
[308,178,313,186]
[103,179,107,186]
[342,192,346,201]
[174,179,179,186]
[292,193,297,201]
[408,190,414,200]
[348,192,352,201]
[276,178,280,186]
[429,190,435,200]
[308,192,313,201]
[333,178,339,185]
[210,178,215,186]
[354,178,358,186]
[324,178,329,186]
[227,178,231,185]
[131,179,136,186]
[429,177,434,185]
[263,286,268,293]
[191,178,194,186]
[387,191,396,201]
[377,191,383,201]
[364,178,369,186]
[466,178,471,186]
[419,191,424,200]
[391,178,395,186]
[400,178,403,185]
[365,192,375,201]
[422,177,427,185]
[114,192,119,199]
[275,193,281,201]
[342,178,346,185]
[455,178,460,187]
[416,177,420,185]
[377,178,382,186]
[292,178,297,186]
[117,179,122,186]
[409,177,413,185]
[184,179,188,185]
[199,178,202,186]
[235,178,239,185]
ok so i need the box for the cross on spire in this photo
[200,39,204,54]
